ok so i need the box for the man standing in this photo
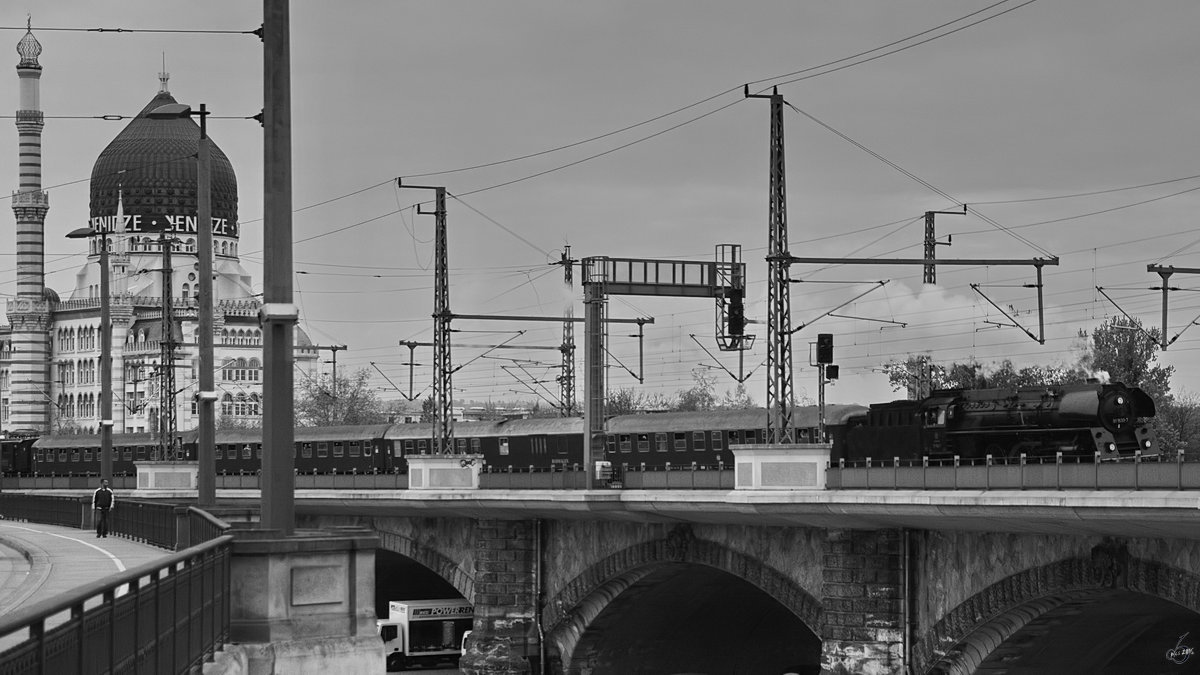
[92,478,115,538]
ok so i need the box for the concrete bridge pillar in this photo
[821,529,904,675]
[460,519,539,675]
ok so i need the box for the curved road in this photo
[0,521,170,653]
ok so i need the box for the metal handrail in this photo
[0,535,233,674]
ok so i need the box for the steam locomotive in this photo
[839,381,1157,462]
[0,382,1156,478]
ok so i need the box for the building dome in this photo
[89,90,238,237]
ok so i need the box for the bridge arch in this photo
[374,526,474,599]
[916,540,1200,674]
[544,524,822,674]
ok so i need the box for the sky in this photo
[3,1,1200,410]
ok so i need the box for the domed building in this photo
[0,24,317,437]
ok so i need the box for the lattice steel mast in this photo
[157,233,177,458]
[399,182,454,454]
[558,246,576,416]
[747,86,795,444]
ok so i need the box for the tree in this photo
[420,396,436,423]
[1154,393,1200,456]
[676,372,717,412]
[605,388,671,416]
[1082,316,1173,402]
[216,415,261,431]
[883,355,1088,398]
[294,368,385,427]
[718,383,756,409]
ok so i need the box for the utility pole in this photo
[922,208,963,284]
[195,103,215,505]
[556,246,576,416]
[260,0,298,535]
[157,232,178,460]
[746,86,795,445]
[65,225,113,480]
[313,344,347,397]
[398,181,453,454]
[150,100,216,503]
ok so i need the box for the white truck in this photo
[377,599,474,672]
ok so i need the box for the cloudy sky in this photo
[3,1,1199,409]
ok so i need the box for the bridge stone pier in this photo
[286,489,1200,674]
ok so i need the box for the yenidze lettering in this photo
[89,214,237,237]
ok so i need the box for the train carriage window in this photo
[215,446,223,460]
[619,434,631,452]
[674,432,687,451]
[727,431,740,446]
[637,434,649,452]
[111,448,119,461]
[302,443,313,459]
[84,451,92,461]
[693,432,705,450]
[136,447,146,461]
[655,433,668,452]
[333,442,344,458]
[403,440,414,456]
[348,441,361,457]
[745,430,757,444]
[34,450,44,462]
[456,439,467,453]
[256,446,263,460]
[59,450,68,462]
[71,450,80,462]
[317,442,328,458]
[710,432,722,451]
[417,440,427,454]
[470,438,481,453]
[242,445,253,460]
[122,449,132,461]
[606,436,616,455]
[498,438,508,456]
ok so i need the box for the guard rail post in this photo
[175,506,191,550]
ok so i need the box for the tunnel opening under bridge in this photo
[933,590,1200,675]
[374,548,466,619]
[559,562,821,675]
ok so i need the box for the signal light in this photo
[825,364,839,380]
[816,333,834,364]
[727,294,745,336]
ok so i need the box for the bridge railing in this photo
[0,494,233,674]
[826,451,1200,490]
[0,534,232,675]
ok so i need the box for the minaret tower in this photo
[8,18,51,431]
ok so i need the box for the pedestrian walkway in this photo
[0,520,170,616]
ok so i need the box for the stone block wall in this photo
[461,519,539,675]
[821,529,904,675]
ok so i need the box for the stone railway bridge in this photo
[226,489,1200,674]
